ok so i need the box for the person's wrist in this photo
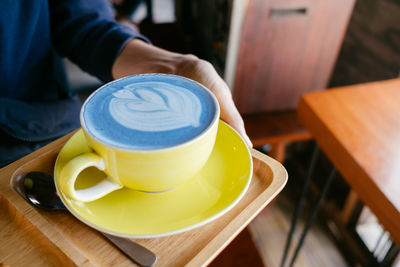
[112,39,172,79]
[112,39,197,79]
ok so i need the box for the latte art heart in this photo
[109,83,202,132]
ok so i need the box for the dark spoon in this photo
[22,171,157,267]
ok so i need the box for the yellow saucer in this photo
[54,121,252,238]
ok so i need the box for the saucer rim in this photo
[54,121,253,238]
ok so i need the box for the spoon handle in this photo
[103,233,157,267]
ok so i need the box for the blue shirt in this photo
[0,0,148,166]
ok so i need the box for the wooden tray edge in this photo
[0,132,94,266]
[187,149,288,266]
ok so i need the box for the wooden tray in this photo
[0,132,287,266]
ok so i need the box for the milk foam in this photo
[109,82,202,132]
[82,75,218,150]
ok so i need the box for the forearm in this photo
[50,0,148,82]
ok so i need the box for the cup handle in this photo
[59,152,123,202]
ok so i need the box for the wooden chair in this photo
[225,0,355,162]
[243,111,311,162]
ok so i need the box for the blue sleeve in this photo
[49,0,150,82]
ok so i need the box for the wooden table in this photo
[282,79,400,266]
[297,79,400,247]
[0,132,287,266]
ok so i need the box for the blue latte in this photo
[81,74,219,150]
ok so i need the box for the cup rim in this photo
[80,73,220,153]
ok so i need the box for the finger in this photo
[220,106,253,148]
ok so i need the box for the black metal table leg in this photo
[288,166,336,267]
[280,144,319,267]
[379,241,399,266]
[372,229,386,257]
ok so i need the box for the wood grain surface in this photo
[0,133,287,266]
[330,0,400,87]
[297,78,400,247]
[232,0,355,113]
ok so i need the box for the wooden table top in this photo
[298,78,400,246]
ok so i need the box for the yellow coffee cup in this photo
[59,74,220,202]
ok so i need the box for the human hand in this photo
[173,56,252,147]
[112,39,252,147]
